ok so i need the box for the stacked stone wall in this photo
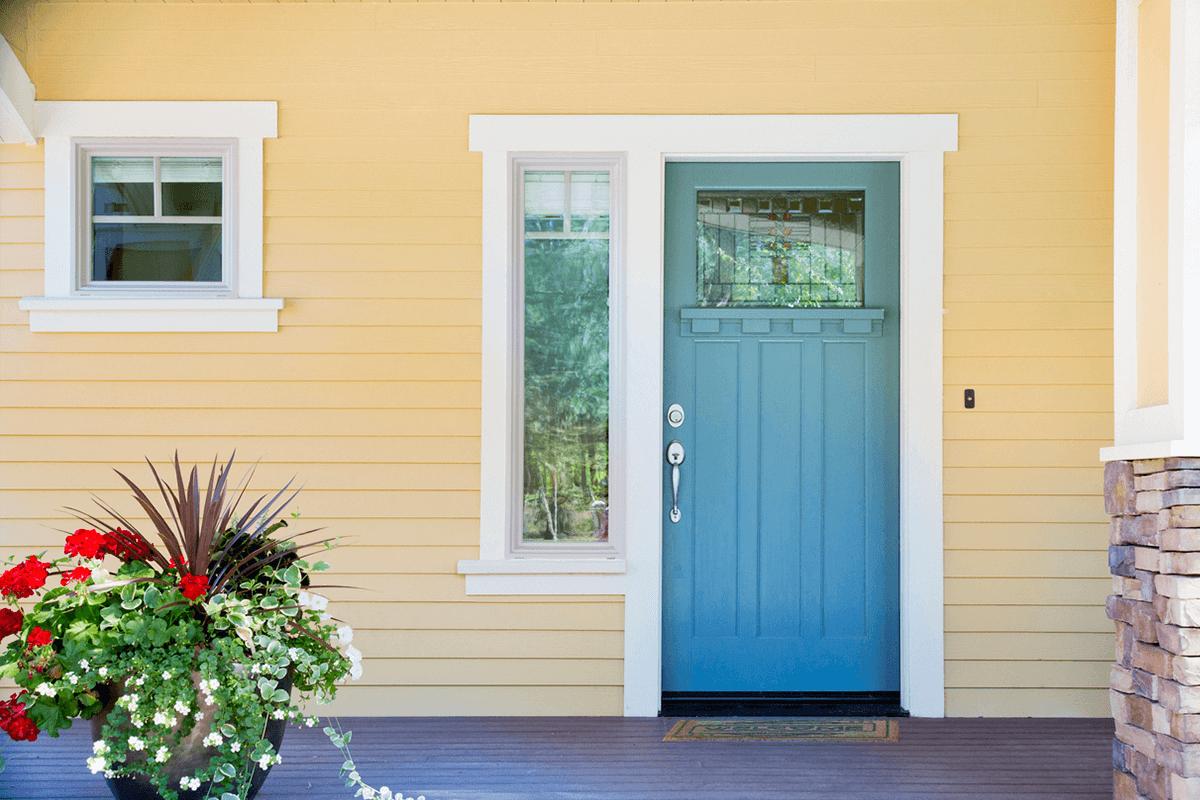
[1107,458,1200,800]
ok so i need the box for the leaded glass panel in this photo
[696,191,865,307]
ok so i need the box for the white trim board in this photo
[463,114,957,718]
[1102,0,1200,461]
[19,101,281,333]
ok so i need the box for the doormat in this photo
[663,718,898,742]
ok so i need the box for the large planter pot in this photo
[89,670,291,800]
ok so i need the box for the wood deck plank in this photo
[1,717,1113,800]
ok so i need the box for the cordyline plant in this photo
[0,454,418,800]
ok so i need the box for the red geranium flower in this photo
[0,608,22,638]
[0,693,39,743]
[0,557,51,599]
[64,528,108,560]
[179,574,209,601]
[60,566,92,586]
[103,529,154,563]
[26,626,53,648]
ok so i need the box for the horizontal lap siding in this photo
[0,0,1113,717]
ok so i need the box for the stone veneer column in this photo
[1107,458,1200,800]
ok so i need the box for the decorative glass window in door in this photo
[521,170,611,544]
[696,191,865,307]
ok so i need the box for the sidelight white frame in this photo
[462,114,958,718]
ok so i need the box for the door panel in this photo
[662,161,900,694]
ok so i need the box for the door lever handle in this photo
[666,440,685,523]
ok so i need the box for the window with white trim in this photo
[80,140,234,294]
[19,100,281,333]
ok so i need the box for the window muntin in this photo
[520,168,613,547]
[78,141,234,294]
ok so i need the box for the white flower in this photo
[349,662,364,681]
[161,670,171,680]
[153,711,170,726]
[155,746,169,763]
[66,673,79,685]
[257,753,274,770]
[230,740,241,753]
[92,740,108,755]
[128,736,145,751]
[98,666,108,677]
[299,592,328,612]
[79,659,90,670]
[194,710,205,722]
[346,645,362,664]
[203,732,223,748]
[336,626,354,645]
[272,709,286,719]
[90,567,110,583]
[180,776,201,791]
[131,716,145,729]
[305,717,317,727]
[35,683,55,697]
[87,756,108,774]
[357,789,375,800]
[133,675,145,687]
[288,647,301,661]
[174,700,190,715]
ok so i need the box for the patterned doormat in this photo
[663,718,898,742]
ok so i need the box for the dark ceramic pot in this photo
[89,671,290,800]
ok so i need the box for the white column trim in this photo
[466,114,957,718]
[1104,0,1199,460]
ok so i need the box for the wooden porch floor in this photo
[2,716,1113,800]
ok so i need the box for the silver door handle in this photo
[666,440,685,523]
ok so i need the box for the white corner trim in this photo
[0,36,36,145]
[23,100,279,333]
[470,114,956,718]
[18,297,284,333]
[458,559,625,575]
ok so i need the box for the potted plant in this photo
[0,454,407,800]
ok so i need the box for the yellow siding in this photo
[0,0,1113,716]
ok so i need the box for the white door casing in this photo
[462,115,958,717]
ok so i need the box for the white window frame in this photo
[76,138,236,296]
[19,101,282,332]
[509,156,625,559]
[462,114,957,719]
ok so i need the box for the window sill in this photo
[457,559,627,596]
[19,296,284,332]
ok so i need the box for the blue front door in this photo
[662,161,900,693]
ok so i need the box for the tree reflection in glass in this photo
[522,171,610,542]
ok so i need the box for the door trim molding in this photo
[469,115,958,718]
